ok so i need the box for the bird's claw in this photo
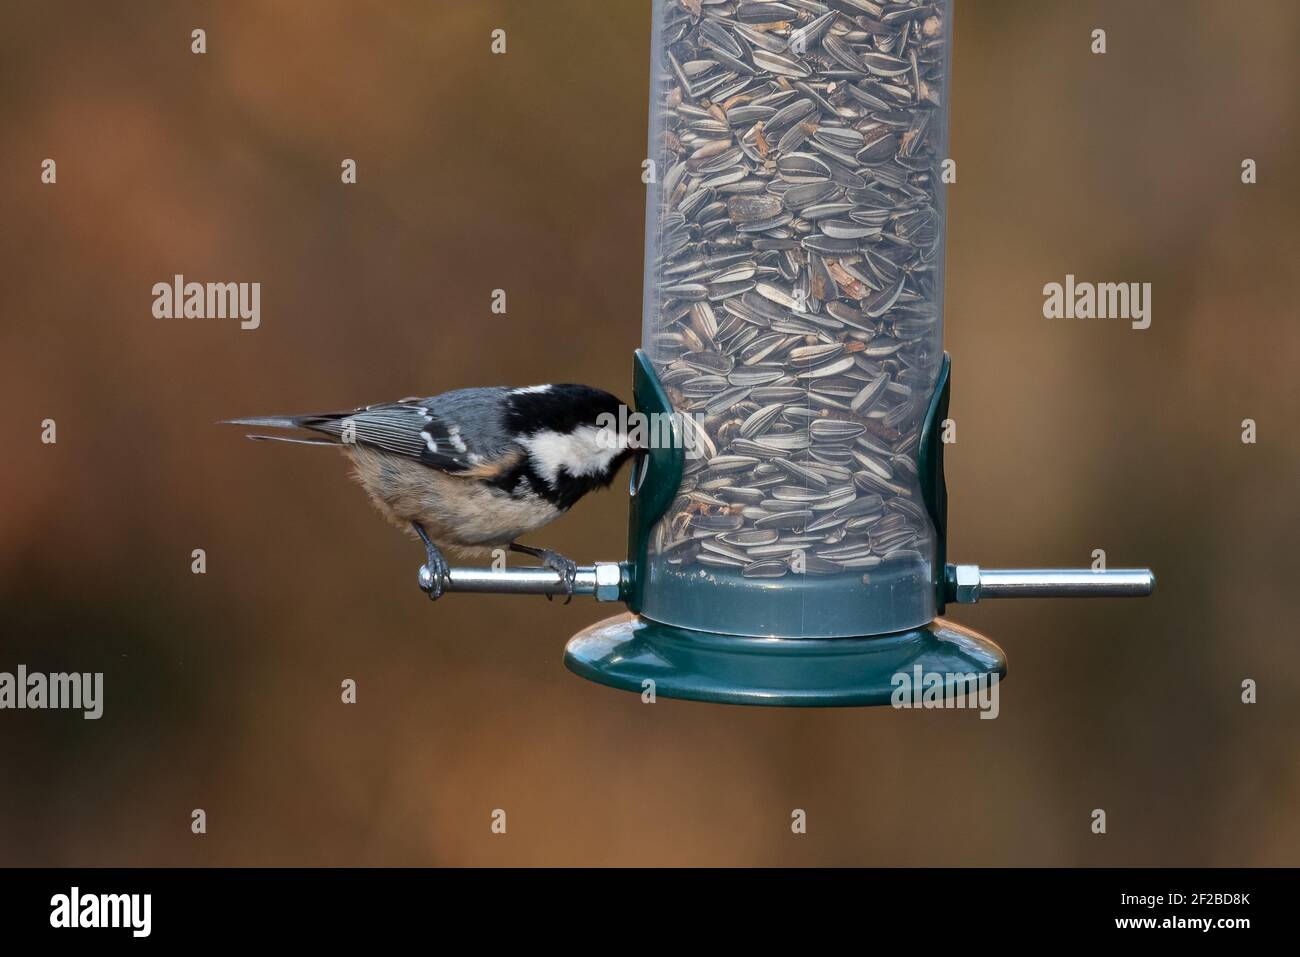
[412,522,450,603]
[539,550,578,605]
[417,553,449,601]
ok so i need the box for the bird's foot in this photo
[412,522,449,602]
[538,549,578,604]
[417,553,450,601]
[510,543,577,604]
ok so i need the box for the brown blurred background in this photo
[1,0,1297,866]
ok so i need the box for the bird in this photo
[223,383,639,601]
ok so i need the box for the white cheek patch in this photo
[522,426,622,487]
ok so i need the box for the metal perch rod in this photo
[437,563,625,600]
[951,566,1156,602]
[431,562,1154,604]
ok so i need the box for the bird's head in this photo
[506,384,642,510]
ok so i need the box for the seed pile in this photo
[647,0,949,580]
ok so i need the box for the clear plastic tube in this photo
[640,0,952,638]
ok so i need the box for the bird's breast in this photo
[348,447,559,549]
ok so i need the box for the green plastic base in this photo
[564,613,1007,708]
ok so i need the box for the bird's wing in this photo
[301,389,519,474]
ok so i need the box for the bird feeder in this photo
[437,0,1153,706]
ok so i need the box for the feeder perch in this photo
[437,0,1153,706]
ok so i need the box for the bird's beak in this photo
[629,446,651,496]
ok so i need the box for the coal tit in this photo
[225,384,638,601]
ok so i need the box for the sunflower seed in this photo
[754,509,813,530]
[698,551,749,568]
[862,52,911,77]
[796,355,857,378]
[752,48,813,78]
[817,220,879,241]
[742,559,790,578]
[699,540,752,563]
[804,513,847,534]
[706,385,753,414]
[774,458,830,487]
[728,366,787,387]
[850,373,891,412]
[771,486,831,503]
[708,454,762,472]
[810,418,866,441]
[716,487,767,506]
[720,528,780,547]
[789,343,844,366]
[740,403,785,437]
[857,133,900,165]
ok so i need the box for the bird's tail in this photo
[221,415,339,446]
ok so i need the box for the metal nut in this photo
[594,563,623,603]
[953,564,981,604]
